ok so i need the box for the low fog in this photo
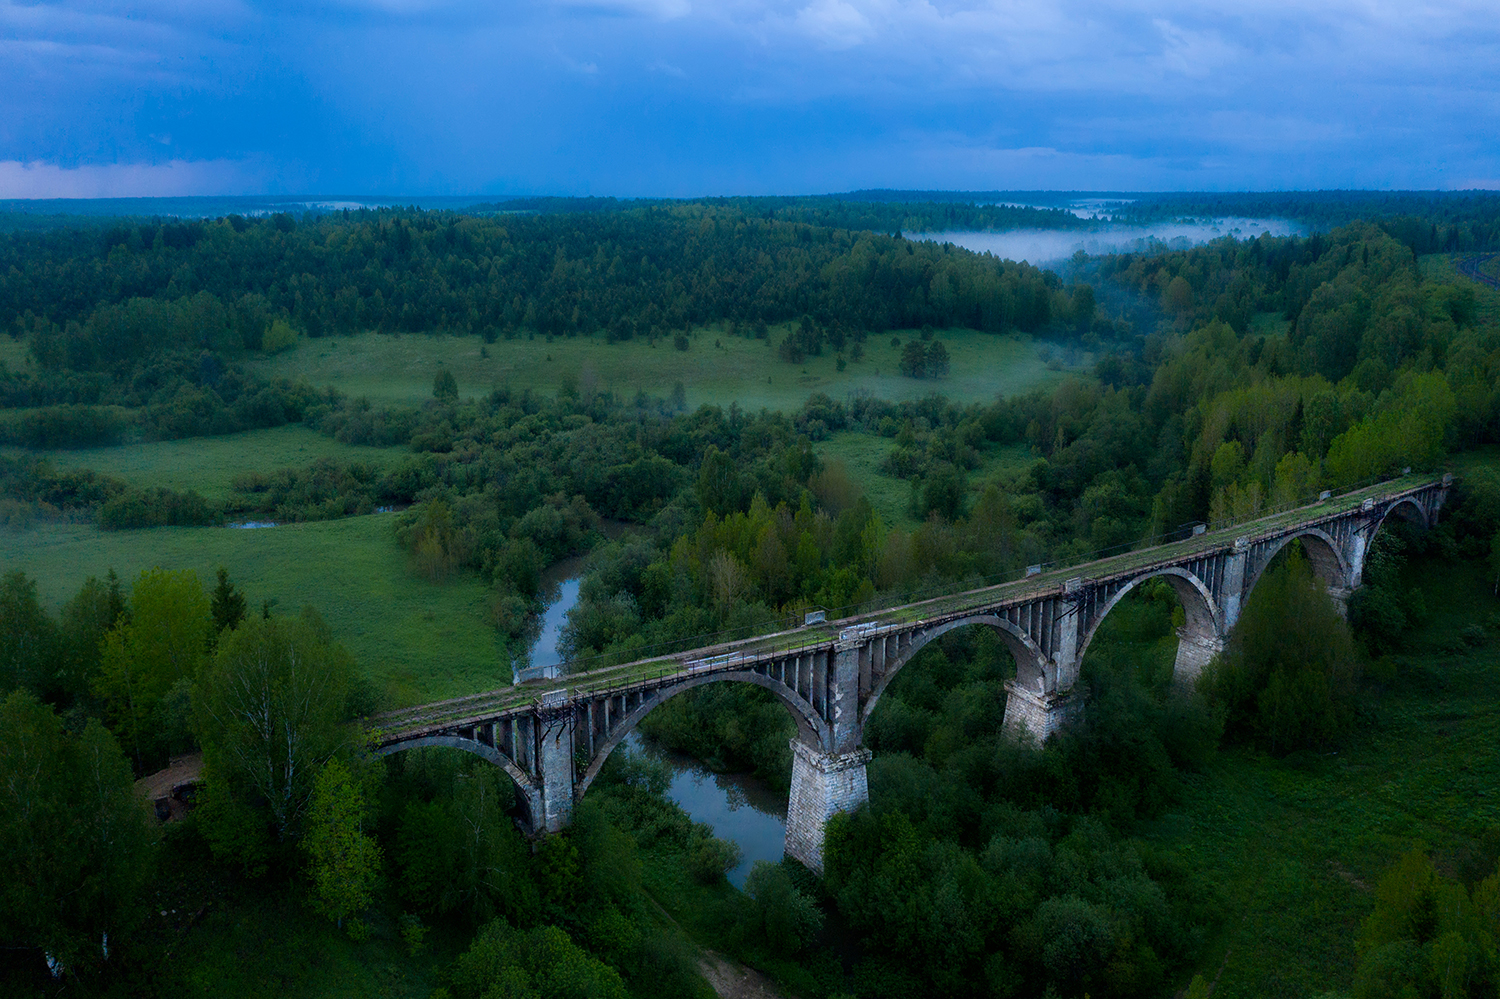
[910,217,1303,265]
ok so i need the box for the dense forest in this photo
[0,206,1074,357]
[2,196,1500,997]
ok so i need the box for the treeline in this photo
[1114,191,1500,251]
[478,193,1089,234]
[0,358,341,446]
[1,206,1074,359]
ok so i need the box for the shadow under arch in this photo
[860,614,1046,726]
[573,670,828,801]
[1374,496,1431,534]
[1076,566,1223,664]
[1244,526,1351,598]
[374,734,537,831]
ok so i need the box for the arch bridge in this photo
[367,475,1449,873]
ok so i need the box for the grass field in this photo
[9,424,403,499]
[1149,553,1500,997]
[0,333,29,372]
[1,513,506,706]
[819,431,1035,528]
[1249,310,1292,338]
[245,326,1074,411]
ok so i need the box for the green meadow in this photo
[15,424,401,499]
[3,323,1073,715]
[0,513,505,705]
[0,334,30,372]
[245,326,1072,410]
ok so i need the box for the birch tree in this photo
[193,611,353,859]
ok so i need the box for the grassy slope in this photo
[0,513,504,705]
[1149,554,1500,997]
[244,326,1072,411]
[10,425,401,499]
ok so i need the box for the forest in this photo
[2,193,1500,998]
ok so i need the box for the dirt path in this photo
[638,886,796,999]
[697,950,794,999]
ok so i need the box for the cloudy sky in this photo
[1,0,1497,198]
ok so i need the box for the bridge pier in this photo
[1001,681,1083,742]
[783,739,871,874]
[1172,629,1223,693]
[537,703,575,834]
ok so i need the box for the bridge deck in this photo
[367,474,1441,742]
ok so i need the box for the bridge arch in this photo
[1373,496,1431,536]
[1245,526,1350,598]
[1076,566,1223,664]
[374,734,538,829]
[574,670,829,800]
[860,614,1047,726]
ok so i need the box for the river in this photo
[526,565,789,885]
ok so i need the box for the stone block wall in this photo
[1171,629,1224,693]
[1001,681,1082,743]
[784,739,872,874]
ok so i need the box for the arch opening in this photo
[1077,574,1211,696]
[860,620,1038,763]
[575,671,826,801]
[375,736,537,832]
[1246,528,1350,599]
[862,614,1047,729]
[1078,567,1222,670]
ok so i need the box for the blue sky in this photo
[1,0,1497,197]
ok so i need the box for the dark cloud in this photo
[1,0,1497,194]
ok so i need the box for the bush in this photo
[742,861,823,956]
[686,825,743,884]
[262,319,298,354]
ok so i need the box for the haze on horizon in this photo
[1,0,1497,200]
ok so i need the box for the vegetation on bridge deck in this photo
[373,473,1442,743]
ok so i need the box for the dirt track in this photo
[697,951,794,999]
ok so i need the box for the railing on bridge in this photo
[370,470,1449,740]
[502,468,1448,686]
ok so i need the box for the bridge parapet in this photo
[367,474,1450,873]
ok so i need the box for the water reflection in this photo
[514,557,585,682]
[531,577,579,670]
[625,731,787,888]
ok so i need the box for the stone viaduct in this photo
[367,474,1450,874]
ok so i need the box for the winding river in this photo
[528,566,788,885]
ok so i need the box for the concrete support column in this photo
[1346,531,1370,590]
[1001,680,1082,743]
[536,705,576,834]
[1326,586,1352,620]
[1220,542,1249,633]
[1172,629,1224,694]
[1051,583,1084,692]
[783,738,871,875]
[828,643,864,753]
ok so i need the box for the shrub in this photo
[262,319,298,354]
